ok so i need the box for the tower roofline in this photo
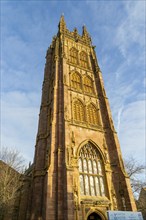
[58,15,92,46]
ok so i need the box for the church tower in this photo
[27,16,136,220]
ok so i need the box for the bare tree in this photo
[136,187,146,220]
[124,156,146,198]
[0,147,26,220]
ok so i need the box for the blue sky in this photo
[1,1,145,177]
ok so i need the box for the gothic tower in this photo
[26,16,136,220]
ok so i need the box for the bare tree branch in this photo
[0,147,26,220]
[124,156,146,198]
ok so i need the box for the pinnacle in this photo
[59,14,66,25]
[82,25,89,36]
[58,14,67,32]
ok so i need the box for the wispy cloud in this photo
[115,1,145,58]
[119,100,145,162]
[117,105,124,134]
[1,91,40,163]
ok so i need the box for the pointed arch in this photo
[80,51,88,68]
[87,103,100,125]
[83,76,94,94]
[70,47,78,64]
[70,71,82,91]
[77,139,105,162]
[86,209,107,220]
[73,99,85,122]
[78,141,106,197]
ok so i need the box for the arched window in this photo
[80,51,88,68]
[71,72,81,91]
[78,142,106,197]
[73,99,85,122]
[70,47,78,64]
[87,104,100,125]
[83,76,94,94]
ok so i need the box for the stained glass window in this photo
[80,175,84,195]
[79,158,83,172]
[88,160,93,174]
[93,160,97,174]
[98,161,102,175]
[90,176,95,196]
[78,142,106,197]
[100,177,105,196]
[85,175,90,195]
[95,177,100,195]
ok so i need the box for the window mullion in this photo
[78,143,106,197]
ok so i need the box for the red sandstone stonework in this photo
[18,16,137,220]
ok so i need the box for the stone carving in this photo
[64,106,68,120]
[73,177,79,210]
[71,131,76,157]
[121,196,126,211]
[111,188,118,210]
[103,138,110,163]
[70,157,78,167]
[66,132,77,167]
[63,74,66,84]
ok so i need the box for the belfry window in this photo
[73,100,85,122]
[87,104,100,125]
[70,47,78,64]
[83,76,94,94]
[71,72,81,91]
[80,51,88,68]
[78,142,106,197]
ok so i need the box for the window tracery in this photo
[71,72,81,91]
[87,104,100,125]
[70,47,78,64]
[73,100,85,122]
[83,76,94,94]
[80,51,88,68]
[78,142,106,197]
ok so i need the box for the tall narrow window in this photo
[73,100,85,123]
[71,72,81,91]
[80,51,88,68]
[70,47,78,64]
[83,76,94,94]
[87,104,100,125]
[78,142,106,197]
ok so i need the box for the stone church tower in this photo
[23,16,136,220]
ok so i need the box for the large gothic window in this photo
[78,142,106,197]
[73,100,85,122]
[83,76,94,94]
[71,72,82,91]
[87,104,100,125]
[70,47,78,64]
[80,51,88,68]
